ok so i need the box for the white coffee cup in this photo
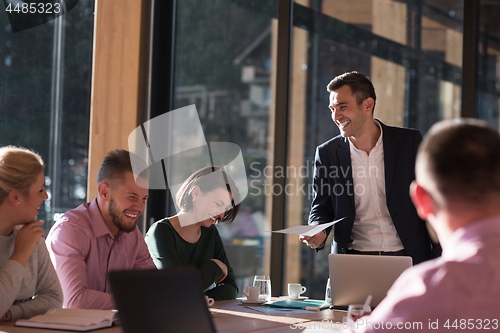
[288,283,307,298]
[243,286,260,302]
[205,296,214,307]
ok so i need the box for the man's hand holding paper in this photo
[270,218,345,250]
[299,231,327,249]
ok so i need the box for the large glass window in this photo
[0,0,94,232]
[170,0,278,296]
[477,1,500,129]
[285,0,464,299]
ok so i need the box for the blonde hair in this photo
[0,146,44,204]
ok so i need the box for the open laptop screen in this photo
[108,266,216,333]
[329,254,412,307]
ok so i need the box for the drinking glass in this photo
[253,275,271,301]
[324,278,331,304]
[347,304,371,324]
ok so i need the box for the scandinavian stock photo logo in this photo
[127,104,248,227]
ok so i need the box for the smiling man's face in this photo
[103,172,149,234]
[329,85,369,138]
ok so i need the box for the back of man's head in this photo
[416,119,500,206]
[96,149,149,189]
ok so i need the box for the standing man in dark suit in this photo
[300,72,438,264]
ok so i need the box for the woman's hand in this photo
[10,221,45,268]
[211,259,228,284]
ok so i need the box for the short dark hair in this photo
[417,119,500,203]
[96,149,149,188]
[327,71,377,113]
[176,166,241,224]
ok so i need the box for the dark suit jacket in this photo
[308,120,438,265]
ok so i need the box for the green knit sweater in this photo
[145,219,238,300]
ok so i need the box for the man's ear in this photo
[364,97,375,114]
[410,181,435,220]
[97,183,110,201]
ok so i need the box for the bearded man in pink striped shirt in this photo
[46,150,155,309]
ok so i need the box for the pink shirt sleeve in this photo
[132,229,156,270]
[46,223,115,310]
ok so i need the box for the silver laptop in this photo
[329,254,412,307]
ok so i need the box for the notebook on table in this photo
[263,299,330,311]
[108,266,216,333]
[15,308,118,331]
[329,253,412,307]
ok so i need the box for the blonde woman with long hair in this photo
[0,146,62,322]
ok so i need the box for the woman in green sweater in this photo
[145,166,241,300]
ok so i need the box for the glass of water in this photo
[325,278,331,304]
[347,304,371,324]
[253,275,271,301]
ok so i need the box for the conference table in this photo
[0,299,346,333]
[212,298,345,332]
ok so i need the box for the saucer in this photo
[279,296,309,300]
[240,299,267,305]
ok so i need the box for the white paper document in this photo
[271,218,345,237]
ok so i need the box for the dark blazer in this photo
[308,120,439,265]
